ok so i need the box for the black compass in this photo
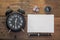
[6,12,25,32]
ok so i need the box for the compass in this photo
[6,12,25,32]
[45,6,51,12]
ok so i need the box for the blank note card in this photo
[27,14,54,33]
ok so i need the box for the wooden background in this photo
[0,0,60,40]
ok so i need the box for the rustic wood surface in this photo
[0,0,60,40]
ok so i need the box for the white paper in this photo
[27,14,54,33]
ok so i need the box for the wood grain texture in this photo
[0,0,60,40]
[0,0,60,17]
